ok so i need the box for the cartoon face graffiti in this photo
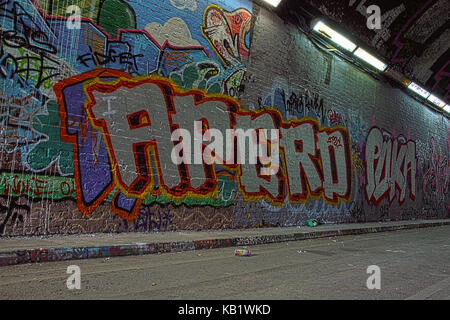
[202,5,252,66]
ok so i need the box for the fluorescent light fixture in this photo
[354,48,387,71]
[427,95,446,108]
[444,105,450,113]
[313,21,357,52]
[408,82,430,99]
[261,0,282,7]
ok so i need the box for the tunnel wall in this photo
[0,0,448,236]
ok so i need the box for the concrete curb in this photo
[1,220,449,267]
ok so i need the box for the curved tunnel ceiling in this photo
[280,0,449,105]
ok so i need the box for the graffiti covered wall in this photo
[239,3,449,227]
[0,0,448,236]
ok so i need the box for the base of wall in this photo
[1,219,449,267]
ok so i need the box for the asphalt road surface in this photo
[1,226,449,300]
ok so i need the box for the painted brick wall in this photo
[238,3,449,226]
[0,0,448,236]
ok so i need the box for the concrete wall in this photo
[0,0,448,236]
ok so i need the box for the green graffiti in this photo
[170,64,222,94]
[97,0,137,37]
[0,172,76,199]
[142,175,236,207]
[5,47,56,90]
[37,0,99,17]
[26,100,74,175]
[225,69,245,97]
[37,0,136,38]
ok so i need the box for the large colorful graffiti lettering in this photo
[0,0,448,235]
[55,69,352,220]
[364,127,417,205]
[0,0,254,234]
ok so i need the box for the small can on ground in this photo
[306,219,319,227]
[235,249,251,256]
